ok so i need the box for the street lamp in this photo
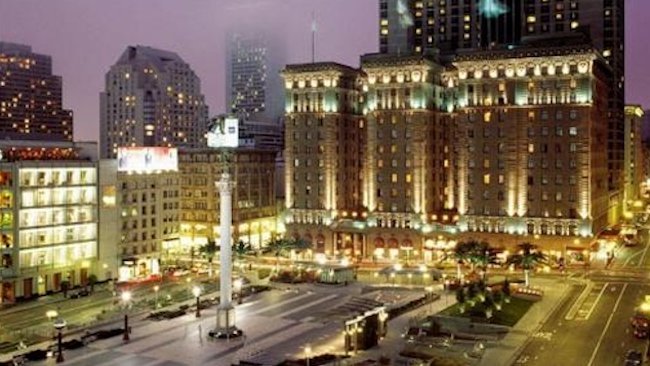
[193,286,202,318]
[234,279,243,305]
[305,344,312,366]
[153,285,160,309]
[53,317,66,363]
[121,291,132,342]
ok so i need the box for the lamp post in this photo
[425,286,434,313]
[53,317,66,363]
[233,279,243,305]
[121,291,132,342]
[153,285,160,308]
[193,286,202,318]
[305,344,312,366]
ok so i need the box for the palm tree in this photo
[233,240,252,272]
[472,241,499,281]
[266,238,294,272]
[291,238,312,260]
[199,239,219,277]
[453,241,474,280]
[506,242,547,287]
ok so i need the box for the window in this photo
[483,174,491,184]
[406,174,412,183]
[569,127,577,136]
[555,192,563,201]
[391,173,398,183]
[528,143,535,153]
[498,174,504,184]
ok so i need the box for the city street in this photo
[515,229,650,365]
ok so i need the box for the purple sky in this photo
[0,0,648,141]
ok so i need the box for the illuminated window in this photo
[528,144,535,153]
[406,174,412,183]
[483,174,490,185]
[391,173,398,183]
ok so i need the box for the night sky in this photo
[0,0,648,141]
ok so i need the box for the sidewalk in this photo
[478,277,574,366]
[318,289,457,365]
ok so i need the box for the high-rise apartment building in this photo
[0,141,100,303]
[379,0,625,194]
[226,32,285,122]
[100,46,209,159]
[282,44,611,261]
[0,42,73,141]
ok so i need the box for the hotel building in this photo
[282,43,611,261]
[100,46,209,159]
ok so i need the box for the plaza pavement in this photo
[24,284,432,366]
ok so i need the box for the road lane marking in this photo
[584,283,608,320]
[638,240,650,268]
[565,282,594,320]
[586,283,628,366]
[623,248,645,266]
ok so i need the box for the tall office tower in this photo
[379,0,625,194]
[100,46,209,159]
[226,32,285,123]
[0,42,73,141]
[623,106,645,212]
[445,45,611,248]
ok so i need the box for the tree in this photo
[471,242,499,281]
[88,274,98,293]
[60,280,70,298]
[456,288,466,314]
[506,243,547,287]
[199,240,219,277]
[233,240,252,272]
[266,238,294,272]
[452,241,473,280]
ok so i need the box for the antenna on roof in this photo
[311,11,317,63]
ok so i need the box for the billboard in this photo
[117,147,178,172]
[207,117,239,148]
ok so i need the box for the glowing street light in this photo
[153,285,160,308]
[234,279,243,305]
[53,317,67,363]
[121,291,132,342]
[193,286,202,318]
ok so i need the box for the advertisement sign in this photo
[117,147,178,172]
[207,117,239,148]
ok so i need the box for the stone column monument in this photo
[207,116,243,339]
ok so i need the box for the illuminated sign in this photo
[117,147,178,172]
[479,0,508,18]
[207,117,239,148]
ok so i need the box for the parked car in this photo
[69,289,90,299]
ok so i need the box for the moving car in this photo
[624,350,642,366]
